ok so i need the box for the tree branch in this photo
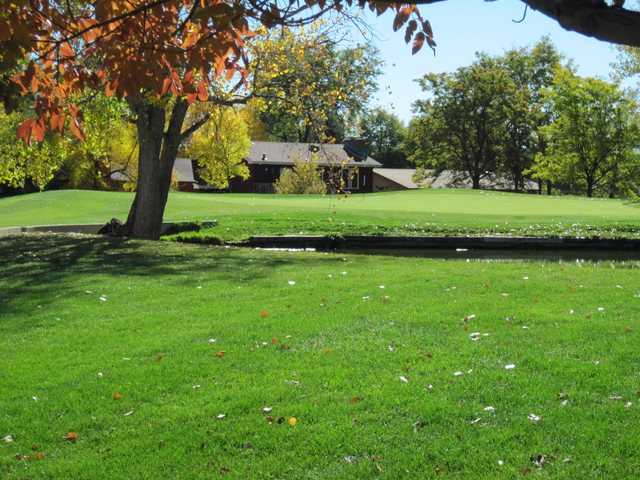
[180,113,211,141]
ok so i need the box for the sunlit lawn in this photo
[1,235,639,478]
[1,189,639,239]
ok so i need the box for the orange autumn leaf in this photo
[64,432,78,442]
[259,309,269,318]
[215,350,225,358]
[113,391,122,400]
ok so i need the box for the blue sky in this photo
[358,0,622,123]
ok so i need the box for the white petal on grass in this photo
[99,295,107,302]
[32,396,38,402]
[379,285,385,289]
[2,435,14,443]
[467,369,473,374]
[470,417,482,425]
[453,371,464,377]
[399,375,409,383]
[527,413,541,423]
[625,401,633,408]
[426,384,433,390]
[498,460,504,466]
[288,280,296,286]
[192,384,201,389]
[262,407,273,414]
[208,338,217,344]
[97,372,103,378]
[217,413,226,420]
[483,406,495,412]
[123,410,134,416]
[505,364,516,370]
[597,307,605,312]
[341,271,347,276]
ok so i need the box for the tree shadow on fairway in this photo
[0,234,345,321]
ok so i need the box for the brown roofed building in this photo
[227,141,382,193]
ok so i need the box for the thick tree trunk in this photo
[471,175,481,189]
[123,99,189,240]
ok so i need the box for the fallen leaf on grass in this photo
[527,413,541,423]
[215,351,225,358]
[259,309,269,318]
[64,432,78,442]
[413,420,426,432]
[262,406,272,413]
[288,417,298,426]
[113,392,122,400]
[123,411,134,416]
[505,364,516,370]
[349,396,362,404]
[34,452,45,460]
[217,414,226,420]
[399,375,409,383]
[2,435,14,443]
[531,454,545,468]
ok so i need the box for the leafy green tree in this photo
[252,24,382,144]
[408,56,512,189]
[529,68,640,197]
[359,108,408,167]
[186,107,251,190]
[0,106,69,190]
[275,156,326,194]
[498,38,563,191]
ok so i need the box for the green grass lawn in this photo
[2,235,640,478]
[1,188,639,240]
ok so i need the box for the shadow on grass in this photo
[0,234,344,320]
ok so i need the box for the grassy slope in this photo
[1,235,640,478]
[0,189,638,239]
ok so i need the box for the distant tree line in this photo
[403,38,640,199]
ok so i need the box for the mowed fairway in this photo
[0,189,639,239]
[1,235,640,478]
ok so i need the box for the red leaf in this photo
[31,119,45,142]
[197,81,208,102]
[412,32,426,55]
[16,119,33,144]
[404,20,418,44]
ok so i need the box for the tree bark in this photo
[123,98,189,240]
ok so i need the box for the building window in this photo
[347,169,359,190]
